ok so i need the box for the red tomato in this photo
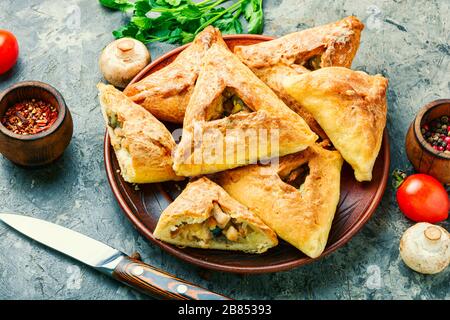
[396,174,449,223]
[0,30,19,75]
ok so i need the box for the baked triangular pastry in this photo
[154,177,278,254]
[123,26,227,123]
[173,44,317,177]
[284,67,388,182]
[234,16,364,139]
[215,144,343,258]
[98,83,183,183]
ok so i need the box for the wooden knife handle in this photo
[112,256,230,300]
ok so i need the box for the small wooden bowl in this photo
[0,81,73,166]
[405,99,450,183]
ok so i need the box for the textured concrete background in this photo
[0,0,449,300]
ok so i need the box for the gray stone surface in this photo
[0,0,449,300]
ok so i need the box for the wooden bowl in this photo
[405,99,450,184]
[104,35,391,273]
[0,81,73,166]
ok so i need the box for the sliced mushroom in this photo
[212,203,231,228]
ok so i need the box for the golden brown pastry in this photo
[234,16,364,139]
[98,83,183,183]
[123,26,227,123]
[284,67,388,182]
[154,177,278,254]
[215,144,343,258]
[173,44,318,177]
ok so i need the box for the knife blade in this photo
[0,213,230,300]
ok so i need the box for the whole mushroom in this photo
[400,222,450,274]
[99,38,151,88]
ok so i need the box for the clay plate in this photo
[104,35,390,274]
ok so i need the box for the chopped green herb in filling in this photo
[108,112,122,129]
[222,93,251,117]
[211,226,222,237]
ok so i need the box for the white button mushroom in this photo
[400,222,450,274]
[99,38,151,88]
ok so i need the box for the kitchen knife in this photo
[0,213,230,300]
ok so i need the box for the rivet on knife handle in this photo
[112,256,231,300]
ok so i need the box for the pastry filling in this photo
[108,111,122,129]
[304,55,322,70]
[107,111,126,147]
[169,203,255,244]
[106,110,134,178]
[280,163,310,191]
[222,89,252,117]
[208,88,252,120]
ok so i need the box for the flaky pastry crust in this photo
[98,83,183,183]
[234,16,364,139]
[215,144,343,258]
[154,177,278,253]
[284,67,388,182]
[123,26,227,123]
[173,44,317,177]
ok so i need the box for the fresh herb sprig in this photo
[99,0,264,44]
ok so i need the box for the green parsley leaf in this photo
[134,0,152,16]
[131,16,153,30]
[181,31,195,44]
[99,0,134,12]
[100,0,265,45]
[214,14,243,35]
[165,0,183,6]
[112,23,139,38]
[244,0,263,34]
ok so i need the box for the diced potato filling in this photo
[225,226,239,242]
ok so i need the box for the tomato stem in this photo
[392,169,407,189]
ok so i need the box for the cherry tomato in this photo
[396,174,449,223]
[0,30,19,75]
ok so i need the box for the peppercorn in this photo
[421,115,450,152]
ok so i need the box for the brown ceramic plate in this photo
[104,35,390,274]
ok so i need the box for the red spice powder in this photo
[1,99,59,135]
